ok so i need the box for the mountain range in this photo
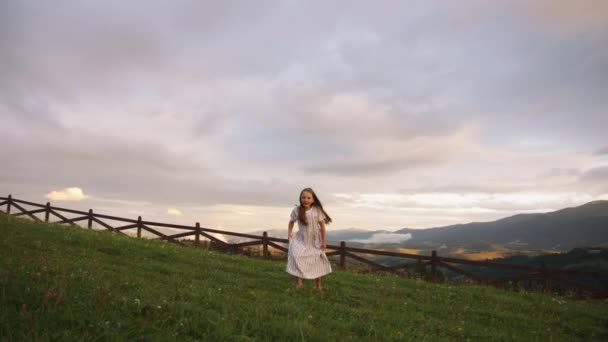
[253,200,608,258]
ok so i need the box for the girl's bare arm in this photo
[288,221,295,239]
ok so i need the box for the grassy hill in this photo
[1,215,607,341]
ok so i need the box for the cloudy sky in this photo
[1,0,607,233]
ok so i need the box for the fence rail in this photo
[1,194,607,298]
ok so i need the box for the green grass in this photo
[1,215,607,341]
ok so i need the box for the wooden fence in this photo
[1,195,607,298]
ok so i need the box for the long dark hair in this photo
[298,187,332,226]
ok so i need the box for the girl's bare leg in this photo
[296,277,302,288]
[315,277,321,290]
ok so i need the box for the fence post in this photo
[87,209,93,229]
[137,216,142,238]
[340,241,346,269]
[262,231,269,258]
[431,250,438,283]
[45,202,51,222]
[195,222,201,246]
[7,194,11,215]
[541,261,549,292]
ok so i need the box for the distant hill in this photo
[254,201,608,257]
[478,247,608,274]
[394,200,608,251]
[453,247,608,293]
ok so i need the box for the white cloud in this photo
[167,208,182,217]
[45,187,89,201]
[352,233,412,244]
[512,0,608,35]
[333,191,608,212]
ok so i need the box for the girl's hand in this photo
[321,242,326,250]
[288,232,293,240]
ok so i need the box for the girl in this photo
[286,187,333,290]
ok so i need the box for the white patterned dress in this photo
[286,205,333,279]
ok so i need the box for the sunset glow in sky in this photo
[1,1,607,232]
